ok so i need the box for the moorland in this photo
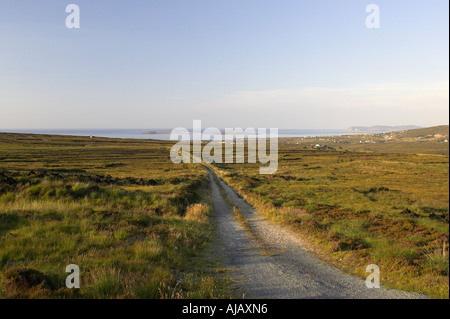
[0,125,448,298]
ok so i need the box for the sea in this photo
[0,128,359,140]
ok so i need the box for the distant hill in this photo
[347,125,422,132]
[389,125,449,140]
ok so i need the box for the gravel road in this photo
[204,166,427,299]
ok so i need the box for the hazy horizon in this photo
[1,1,448,129]
[1,124,441,132]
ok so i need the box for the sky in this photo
[0,0,448,130]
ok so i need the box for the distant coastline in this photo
[347,125,422,132]
[0,126,430,141]
[0,129,351,140]
[142,130,173,134]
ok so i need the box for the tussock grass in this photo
[185,204,210,223]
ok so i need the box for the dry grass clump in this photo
[185,203,210,223]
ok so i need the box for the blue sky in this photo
[0,0,448,129]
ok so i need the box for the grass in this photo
[210,133,449,299]
[0,133,235,299]
[1,129,448,299]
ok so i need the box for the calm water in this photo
[0,128,353,140]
